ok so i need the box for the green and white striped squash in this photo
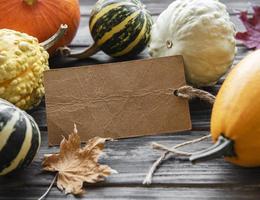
[0,99,41,176]
[64,0,153,59]
[90,0,153,57]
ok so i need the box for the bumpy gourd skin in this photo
[0,29,49,110]
[148,0,236,87]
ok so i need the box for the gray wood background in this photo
[1,0,260,199]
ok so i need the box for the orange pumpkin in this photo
[0,0,80,55]
[190,50,260,167]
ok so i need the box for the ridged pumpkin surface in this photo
[211,50,260,167]
[0,0,80,55]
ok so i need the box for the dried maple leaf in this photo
[236,6,260,49]
[42,124,116,195]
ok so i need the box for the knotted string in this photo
[174,85,215,104]
[143,85,215,185]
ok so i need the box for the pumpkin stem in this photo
[23,0,38,6]
[60,43,100,59]
[40,24,68,50]
[190,135,236,164]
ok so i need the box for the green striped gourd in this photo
[0,99,41,176]
[63,0,153,58]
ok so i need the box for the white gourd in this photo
[148,0,236,86]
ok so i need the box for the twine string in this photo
[143,85,215,185]
[174,85,215,104]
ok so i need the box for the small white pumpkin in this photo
[148,0,236,87]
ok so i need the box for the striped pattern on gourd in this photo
[0,99,40,176]
[89,0,153,57]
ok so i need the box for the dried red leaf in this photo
[236,6,260,49]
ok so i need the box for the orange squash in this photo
[0,0,80,55]
[190,50,260,167]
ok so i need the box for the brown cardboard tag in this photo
[44,56,191,145]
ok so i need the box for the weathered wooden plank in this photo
[28,101,47,131]
[2,131,260,190]
[78,0,258,16]
[1,185,260,200]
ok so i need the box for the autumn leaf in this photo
[42,124,117,195]
[236,6,260,49]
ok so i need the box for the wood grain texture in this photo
[2,186,260,200]
[1,131,260,199]
[1,0,260,199]
[78,0,259,15]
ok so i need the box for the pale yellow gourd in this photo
[148,0,236,87]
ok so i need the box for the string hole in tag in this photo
[173,89,179,96]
